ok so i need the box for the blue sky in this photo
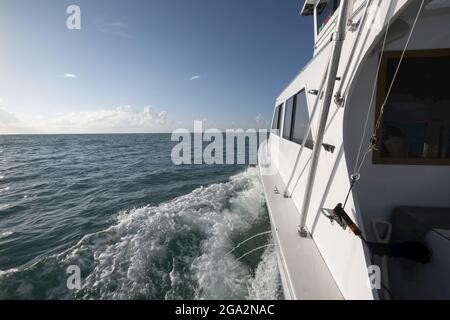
[0,0,313,133]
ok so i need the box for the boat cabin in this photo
[267,0,450,300]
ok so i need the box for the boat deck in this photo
[259,147,343,299]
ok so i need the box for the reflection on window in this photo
[272,104,283,135]
[283,97,294,139]
[376,50,450,164]
[272,105,280,130]
[292,90,314,149]
[316,0,340,34]
[281,90,314,149]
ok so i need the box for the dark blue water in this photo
[0,134,280,299]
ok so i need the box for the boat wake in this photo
[0,167,282,300]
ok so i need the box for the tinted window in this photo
[316,0,340,34]
[377,50,450,163]
[292,90,314,148]
[278,105,284,133]
[272,105,281,131]
[283,97,294,139]
[271,104,284,136]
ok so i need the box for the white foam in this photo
[247,244,282,300]
[0,231,13,239]
[78,167,262,298]
[0,167,281,300]
[0,268,19,277]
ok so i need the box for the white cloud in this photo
[64,106,165,126]
[0,105,173,134]
[190,75,201,81]
[255,114,269,129]
[63,74,77,79]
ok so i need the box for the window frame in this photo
[283,97,295,140]
[271,103,284,136]
[271,104,281,133]
[281,89,314,149]
[291,89,314,149]
[314,0,340,38]
[373,48,450,166]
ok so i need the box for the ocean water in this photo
[0,134,281,300]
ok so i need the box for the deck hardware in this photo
[331,204,362,236]
[348,20,360,31]
[350,173,361,182]
[322,208,335,225]
[326,204,431,264]
[368,134,379,151]
[334,92,345,107]
[322,143,336,153]
[322,208,346,229]
[331,31,345,42]
[308,89,319,96]
[298,226,310,238]
[274,186,280,194]
[320,91,325,99]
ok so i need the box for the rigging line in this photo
[353,14,391,176]
[353,0,425,178]
[343,175,358,209]
[235,244,277,262]
[225,231,273,256]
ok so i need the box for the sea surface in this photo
[0,134,281,299]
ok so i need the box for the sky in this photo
[0,0,314,134]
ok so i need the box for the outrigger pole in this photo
[299,0,351,237]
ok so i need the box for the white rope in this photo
[235,244,277,262]
[353,14,391,176]
[352,0,425,178]
[225,231,272,256]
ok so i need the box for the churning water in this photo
[0,134,281,299]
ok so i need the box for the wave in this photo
[0,231,13,239]
[0,167,281,300]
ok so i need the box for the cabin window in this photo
[272,104,283,135]
[283,97,295,140]
[292,90,314,148]
[316,0,340,34]
[282,90,313,148]
[374,49,450,165]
